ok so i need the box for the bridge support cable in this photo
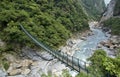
[19,24,89,73]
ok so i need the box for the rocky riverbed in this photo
[0,29,93,77]
[0,47,69,77]
[0,22,119,77]
[59,30,93,56]
[98,29,120,57]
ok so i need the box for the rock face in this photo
[1,47,69,77]
[113,0,120,16]
[0,69,7,77]
[81,0,106,18]
[100,0,116,22]
[21,47,53,61]
[7,59,32,76]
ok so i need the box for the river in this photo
[0,22,112,77]
[73,22,110,61]
[69,22,111,76]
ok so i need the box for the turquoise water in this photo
[73,23,110,61]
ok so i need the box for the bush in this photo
[0,0,89,51]
[0,58,10,71]
[88,49,120,77]
[103,17,120,35]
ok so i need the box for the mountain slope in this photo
[100,0,120,35]
[100,0,116,22]
[0,0,107,52]
[0,0,89,51]
[113,0,120,16]
[81,0,106,19]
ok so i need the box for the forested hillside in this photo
[113,0,120,16]
[81,0,105,19]
[1,0,117,77]
[0,0,89,51]
[90,0,120,77]
[102,0,120,35]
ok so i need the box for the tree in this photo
[88,49,120,77]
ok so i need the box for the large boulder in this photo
[20,59,33,67]
[8,69,22,76]
[7,59,33,76]
[110,36,120,44]
[21,68,31,75]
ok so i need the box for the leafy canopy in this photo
[0,0,89,51]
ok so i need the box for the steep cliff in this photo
[100,0,120,35]
[100,0,116,22]
[113,0,120,16]
[81,0,106,19]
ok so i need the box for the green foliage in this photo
[0,0,89,50]
[88,49,107,77]
[116,48,120,57]
[88,49,120,77]
[76,72,92,77]
[113,0,120,16]
[81,0,105,20]
[41,73,53,77]
[62,69,72,77]
[103,17,120,35]
[0,57,10,71]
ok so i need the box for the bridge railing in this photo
[19,24,110,77]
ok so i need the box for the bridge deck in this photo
[19,24,89,73]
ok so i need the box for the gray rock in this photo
[100,0,116,22]
[67,40,75,47]
[21,69,31,75]
[81,37,87,40]
[97,44,102,48]
[7,75,25,77]
[8,69,22,76]
[22,47,53,61]
[0,69,7,77]
[110,36,118,43]
[3,53,16,62]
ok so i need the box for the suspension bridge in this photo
[19,24,89,73]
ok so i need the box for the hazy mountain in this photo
[81,0,106,19]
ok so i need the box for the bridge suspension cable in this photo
[19,24,89,73]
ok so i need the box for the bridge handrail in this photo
[19,24,89,73]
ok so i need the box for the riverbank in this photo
[2,21,114,77]
[0,48,69,77]
[0,28,93,77]
[98,27,120,57]
[92,22,120,57]
[59,30,93,56]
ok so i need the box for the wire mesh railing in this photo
[20,24,111,77]
[19,24,89,72]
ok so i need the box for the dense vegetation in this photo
[0,0,89,51]
[97,0,120,77]
[41,69,91,77]
[113,0,120,16]
[102,0,120,35]
[103,17,120,35]
[88,49,120,77]
[81,0,105,20]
